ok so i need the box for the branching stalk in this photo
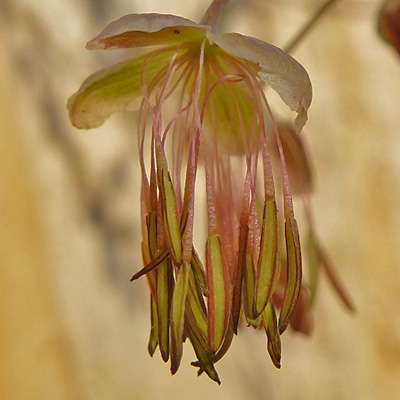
[284,0,341,53]
[200,0,231,30]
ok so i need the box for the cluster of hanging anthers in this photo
[68,1,353,384]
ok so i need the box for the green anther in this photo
[279,215,302,334]
[147,209,158,259]
[187,270,208,337]
[255,198,278,316]
[192,318,234,374]
[130,248,169,281]
[191,249,207,295]
[243,253,257,323]
[308,231,319,305]
[148,294,159,357]
[170,261,191,374]
[186,308,220,385]
[263,301,281,369]
[231,220,248,334]
[157,258,173,362]
[206,234,230,353]
[160,167,182,265]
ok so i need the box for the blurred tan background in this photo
[1,0,400,399]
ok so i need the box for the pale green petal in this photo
[200,59,257,154]
[67,50,173,129]
[87,13,209,50]
[208,32,312,132]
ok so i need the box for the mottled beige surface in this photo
[1,0,400,399]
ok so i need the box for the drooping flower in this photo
[67,1,316,383]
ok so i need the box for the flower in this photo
[67,4,314,384]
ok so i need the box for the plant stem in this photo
[284,0,340,53]
[200,0,231,30]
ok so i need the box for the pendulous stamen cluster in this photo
[67,5,353,384]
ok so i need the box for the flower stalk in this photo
[200,0,231,30]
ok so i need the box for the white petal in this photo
[209,32,312,132]
[87,13,208,50]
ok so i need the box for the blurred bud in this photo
[378,0,400,55]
